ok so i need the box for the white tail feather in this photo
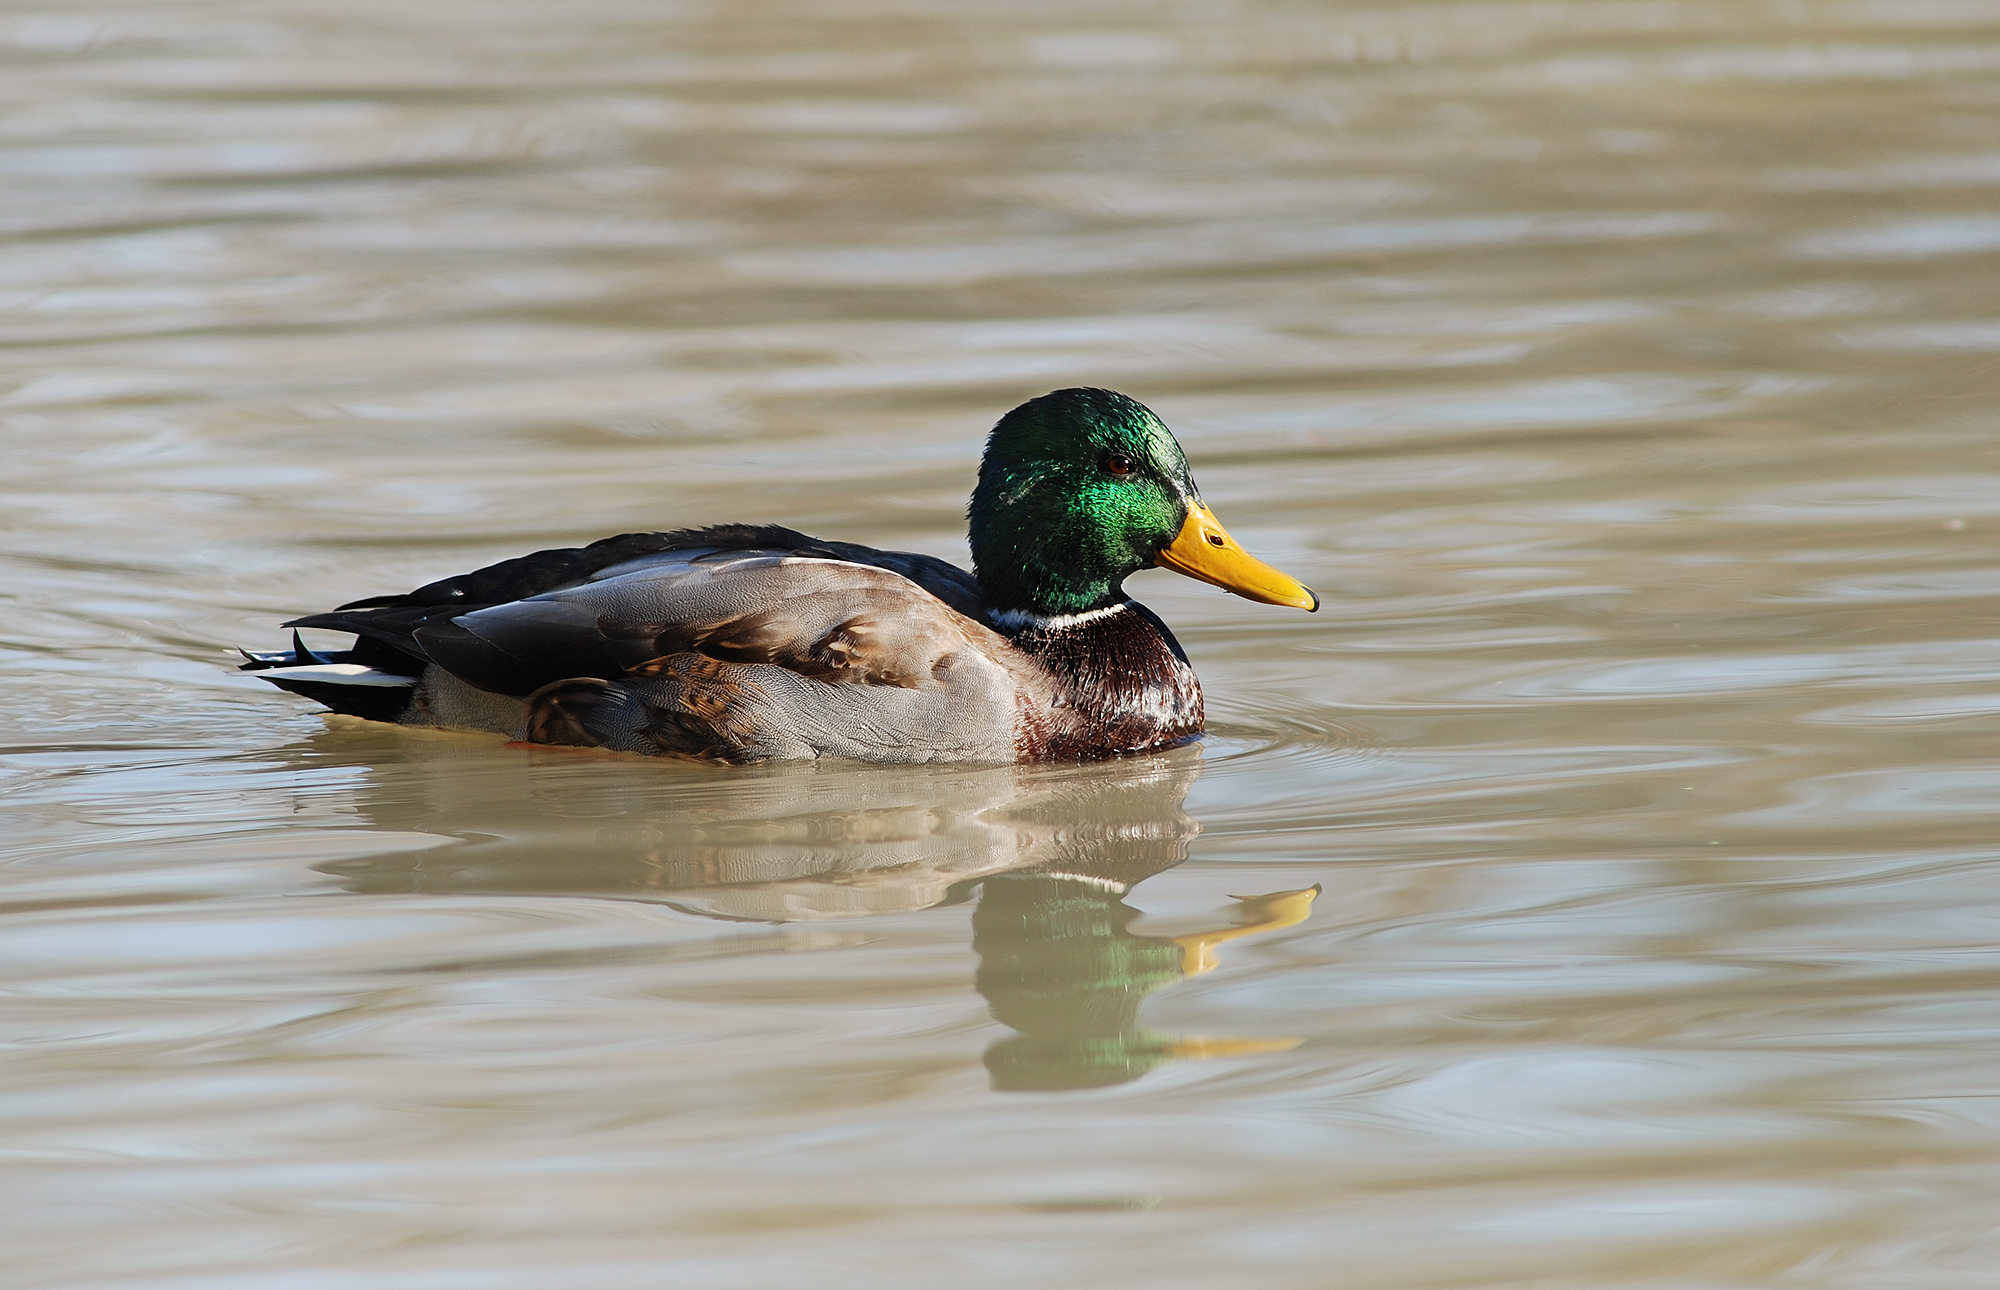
[259,663,415,688]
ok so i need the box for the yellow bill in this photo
[1155,502,1318,611]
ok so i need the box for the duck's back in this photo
[287,524,987,662]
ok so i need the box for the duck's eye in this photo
[1104,453,1135,478]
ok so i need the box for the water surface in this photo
[5,2,2000,1286]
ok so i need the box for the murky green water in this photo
[6,2,2000,1285]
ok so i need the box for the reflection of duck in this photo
[306,733,1314,1089]
[976,877,1316,1092]
[244,388,1316,763]
[313,728,1207,920]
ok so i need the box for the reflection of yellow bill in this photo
[1156,884,1322,977]
[1164,1035,1304,1060]
[1156,503,1319,611]
[1146,887,1321,1064]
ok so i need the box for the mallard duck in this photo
[243,387,1317,762]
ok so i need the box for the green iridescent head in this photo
[968,388,1196,617]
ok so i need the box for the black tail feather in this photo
[262,677,415,723]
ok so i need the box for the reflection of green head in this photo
[973,872,1318,1091]
[973,875,1186,1092]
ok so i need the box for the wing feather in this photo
[420,551,1013,698]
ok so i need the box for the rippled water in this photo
[6,2,2000,1286]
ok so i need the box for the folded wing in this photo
[412,547,990,694]
[495,551,1037,762]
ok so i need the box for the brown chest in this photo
[1008,603,1204,761]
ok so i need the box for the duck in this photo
[242,387,1318,763]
